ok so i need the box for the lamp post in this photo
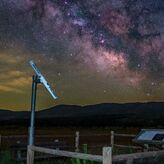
[28,60,58,146]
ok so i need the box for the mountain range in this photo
[0,102,164,127]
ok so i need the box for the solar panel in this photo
[29,60,58,99]
[153,134,164,141]
[133,129,164,144]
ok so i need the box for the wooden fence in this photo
[0,130,145,161]
[0,131,135,148]
[27,145,164,164]
[27,145,111,164]
[110,131,142,150]
[1,131,164,163]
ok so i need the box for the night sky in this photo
[0,0,163,111]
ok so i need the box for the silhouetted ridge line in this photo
[0,102,163,127]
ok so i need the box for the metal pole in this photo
[28,75,39,145]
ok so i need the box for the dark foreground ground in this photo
[0,102,164,164]
[0,126,164,164]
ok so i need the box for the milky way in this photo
[0,0,163,110]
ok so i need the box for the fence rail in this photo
[114,133,136,137]
[1,134,74,139]
[110,131,140,150]
[1,132,136,139]
[27,145,111,164]
[114,144,142,149]
[113,149,164,161]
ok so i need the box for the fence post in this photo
[83,144,88,164]
[110,131,114,148]
[127,158,133,164]
[27,146,34,164]
[144,144,149,152]
[103,147,112,164]
[16,141,22,161]
[75,131,79,152]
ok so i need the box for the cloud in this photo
[0,52,31,93]
[0,53,22,64]
[0,76,31,93]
